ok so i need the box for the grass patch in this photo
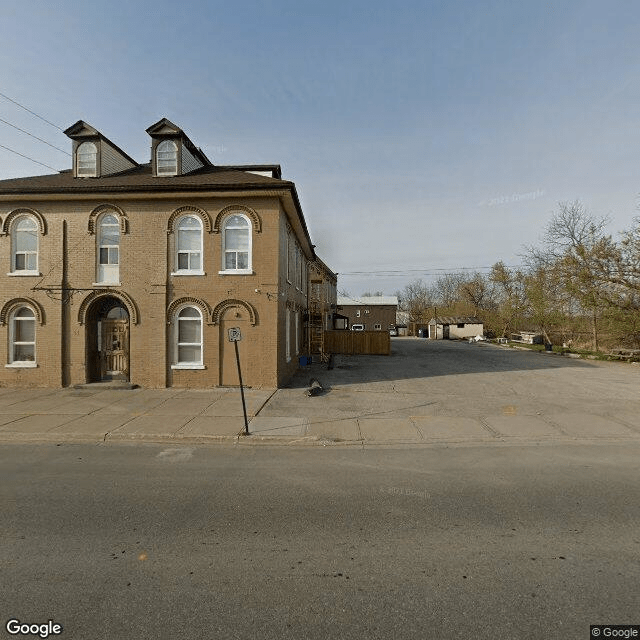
[502,341,639,362]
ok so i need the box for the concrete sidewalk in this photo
[1,341,640,447]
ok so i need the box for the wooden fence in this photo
[323,330,391,355]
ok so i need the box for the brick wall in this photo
[0,195,314,389]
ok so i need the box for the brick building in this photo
[0,118,331,389]
[336,296,398,331]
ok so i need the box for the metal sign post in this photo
[228,328,249,435]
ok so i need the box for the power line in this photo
[0,143,58,171]
[0,117,70,155]
[0,92,65,131]
[339,265,523,277]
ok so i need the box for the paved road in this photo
[1,442,639,640]
[0,338,638,446]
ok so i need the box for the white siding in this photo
[181,142,204,174]
[449,323,484,339]
[101,141,136,176]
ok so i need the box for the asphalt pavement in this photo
[0,337,639,447]
[2,442,639,639]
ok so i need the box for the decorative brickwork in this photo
[77,290,139,325]
[2,208,48,236]
[211,299,257,326]
[87,204,128,234]
[167,206,212,234]
[213,205,262,233]
[1,298,46,325]
[167,297,213,323]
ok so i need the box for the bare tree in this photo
[433,272,465,308]
[489,262,527,337]
[396,279,434,323]
[525,201,611,350]
[457,272,495,315]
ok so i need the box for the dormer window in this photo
[77,142,97,177]
[157,140,178,176]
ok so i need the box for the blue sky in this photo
[2,0,640,295]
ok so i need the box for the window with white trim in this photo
[174,306,203,367]
[221,214,251,273]
[175,215,203,274]
[8,307,36,366]
[96,214,120,284]
[11,216,38,274]
[77,142,97,177]
[286,308,291,362]
[287,232,293,282]
[157,140,178,175]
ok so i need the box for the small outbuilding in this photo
[428,316,484,340]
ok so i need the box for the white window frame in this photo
[95,213,120,285]
[219,213,252,275]
[286,308,291,363]
[172,215,204,275]
[286,232,293,283]
[9,215,39,276]
[6,306,37,368]
[157,140,178,176]
[171,305,205,370]
[374,323,382,330]
[77,142,97,177]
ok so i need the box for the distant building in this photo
[336,296,398,331]
[428,317,484,340]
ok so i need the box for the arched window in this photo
[221,214,251,273]
[173,306,203,368]
[11,216,39,273]
[8,307,36,366]
[77,142,97,177]
[157,140,178,176]
[175,216,203,274]
[97,214,120,284]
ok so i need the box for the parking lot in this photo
[1,337,639,446]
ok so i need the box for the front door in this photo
[100,319,129,380]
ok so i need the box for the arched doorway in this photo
[86,296,130,382]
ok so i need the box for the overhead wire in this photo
[0,92,68,170]
[0,143,58,171]
[0,92,65,131]
[338,265,523,277]
[0,117,70,155]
